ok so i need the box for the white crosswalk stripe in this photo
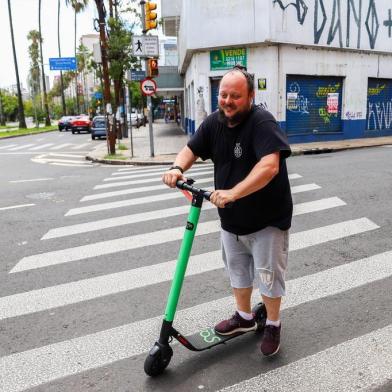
[0,144,17,150]
[10,217,378,273]
[2,164,389,392]
[8,143,35,151]
[28,143,54,150]
[49,143,73,150]
[218,325,392,392]
[70,143,92,150]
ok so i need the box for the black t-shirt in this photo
[187,105,293,235]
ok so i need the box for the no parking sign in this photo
[140,78,157,96]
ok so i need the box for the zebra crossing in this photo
[1,162,390,391]
[0,141,96,152]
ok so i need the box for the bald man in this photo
[162,65,292,357]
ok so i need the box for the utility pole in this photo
[140,0,157,157]
[95,0,116,154]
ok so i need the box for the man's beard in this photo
[218,105,251,127]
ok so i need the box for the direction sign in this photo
[126,70,146,81]
[140,78,157,96]
[132,35,159,57]
[49,57,77,71]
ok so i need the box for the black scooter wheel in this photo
[144,344,173,377]
[252,302,267,333]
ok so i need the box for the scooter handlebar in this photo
[176,179,233,208]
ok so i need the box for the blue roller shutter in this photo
[366,78,392,131]
[286,75,343,135]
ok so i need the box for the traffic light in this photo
[144,1,158,32]
[147,58,159,77]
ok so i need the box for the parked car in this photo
[70,115,91,134]
[128,108,139,127]
[58,116,74,131]
[90,116,107,140]
[138,110,146,126]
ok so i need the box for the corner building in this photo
[161,0,392,143]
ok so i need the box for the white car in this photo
[128,108,144,127]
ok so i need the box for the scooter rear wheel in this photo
[144,344,173,377]
[252,302,267,333]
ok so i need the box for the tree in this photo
[65,0,89,114]
[57,0,67,115]
[38,0,51,126]
[7,0,27,129]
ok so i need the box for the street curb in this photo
[0,128,58,140]
[86,141,392,165]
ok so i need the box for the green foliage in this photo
[0,126,57,138]
[129,81,142,109]
[107,17,137,81]
[1,91,18,121]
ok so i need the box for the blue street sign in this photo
[130,70,146,81]
[94,92,103,99]
[49,57,77,71]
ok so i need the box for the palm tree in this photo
[7,0,27,129]
[57,0,67,115]
[65,0,89,114]
[38,0,51,126]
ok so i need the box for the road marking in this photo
[2,249,390,392]
[113,163,214,175]
[7,144,35,151]
[44,204,216,239]
[9,178,54,183]
[68,183,319,215]
[86,177,214,200]
[218,326,392,392]
[71,143,91,150]
[46,197,344,240]
[49,152,85,158]
[291,183,320,193]
[293,197,346,215]
[10,218,378,273]
[28,143,54,151]
[0,144,17,150]
[106,166,214,181]
[50,143,73,150]
[0,203,35,211]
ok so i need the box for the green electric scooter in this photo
[144,179,267,377]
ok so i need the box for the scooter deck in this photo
[174,327,247,351]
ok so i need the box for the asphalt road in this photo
[0,134,391,392]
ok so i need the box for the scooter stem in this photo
[164,193,203,322]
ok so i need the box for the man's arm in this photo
[210,152,280,208]
[162,145,199,188]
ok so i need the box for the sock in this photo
[266,318,281,327]
[237,309,254,320]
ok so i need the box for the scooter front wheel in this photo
[144,343,173,377]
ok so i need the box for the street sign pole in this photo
[140,1,154,157]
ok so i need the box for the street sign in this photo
[140,78,157,96]
[126,70,146,81]
[132,35,159,57]
[49,57,77,71]
[94,92,103,99]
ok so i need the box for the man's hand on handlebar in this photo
[162,168,185,188]
[210,189,236,208]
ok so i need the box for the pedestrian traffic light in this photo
[144,1,158,32]
[147,58,159,77]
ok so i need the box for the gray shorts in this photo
[221,226,289,298]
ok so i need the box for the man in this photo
[162,65,292,356]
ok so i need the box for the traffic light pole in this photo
[140,0,155,158]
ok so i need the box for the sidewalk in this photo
[86,119,392,165]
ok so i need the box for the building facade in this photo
[162,0,392,142]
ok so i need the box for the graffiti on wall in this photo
[273,0,392,49]
[367,101,392,130]
[286,82,310,114]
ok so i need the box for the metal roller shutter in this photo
[286,75,343,135]
[366,78,392,131]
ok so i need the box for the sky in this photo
[0,0,160,90]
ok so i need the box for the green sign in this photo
[210,48,247,70]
